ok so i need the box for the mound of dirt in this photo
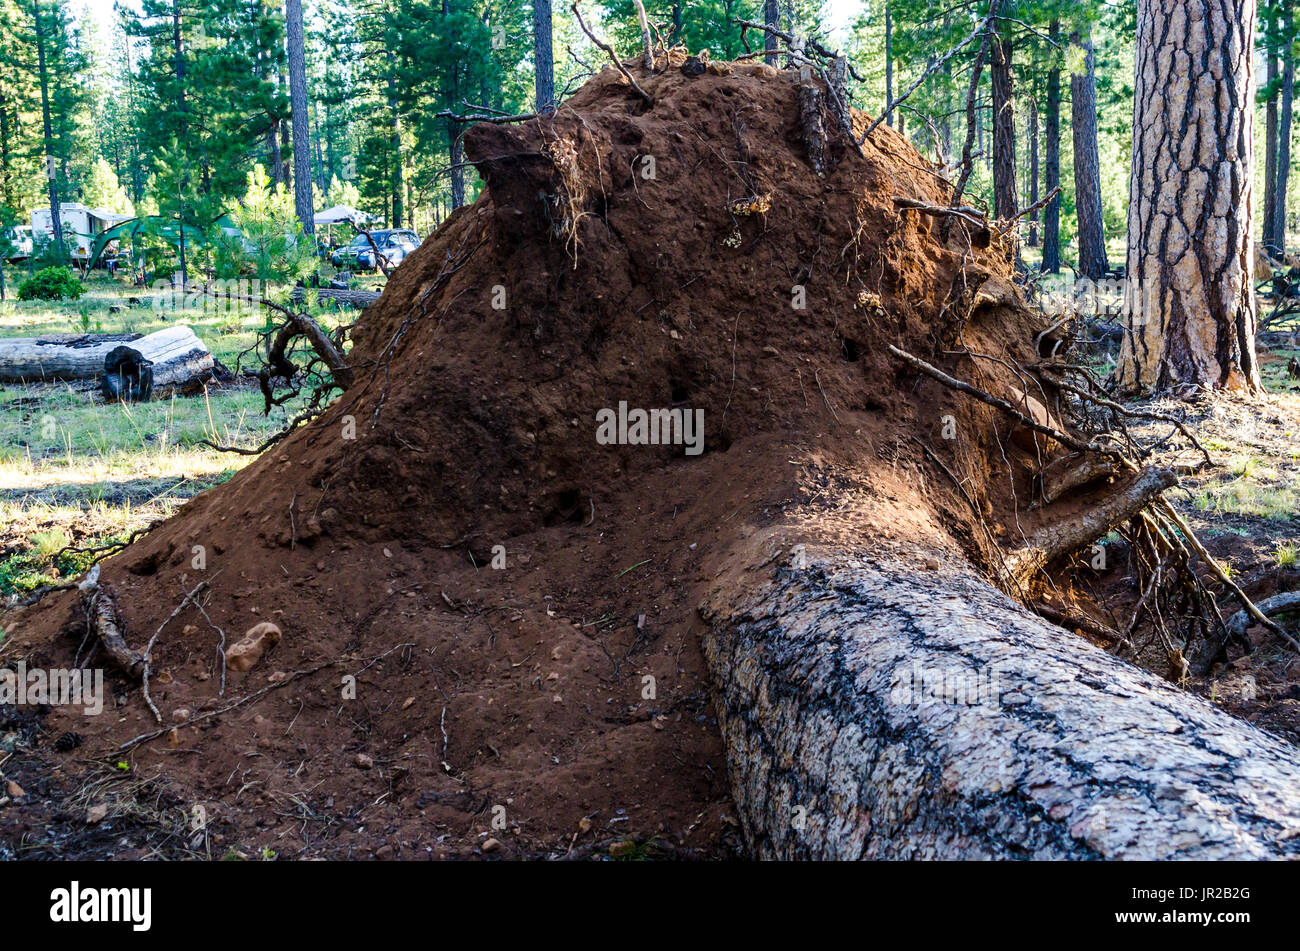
[2,58,1058,859]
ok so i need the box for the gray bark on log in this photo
[702,543,1300,859]
[0,333,141,382]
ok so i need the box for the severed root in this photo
[1039,453,1118,505]
[1002,467,1177,589]
[77,565,147,679]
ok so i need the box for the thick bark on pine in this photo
[991,31,1016,224]
[286,0,314,236]
[703,543,1300,859]
[1043,21,1062,273]
[533,0,555,111]
[1070,32,1108,279]
[1118,0,1263,396]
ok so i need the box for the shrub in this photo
[18,265,84,301]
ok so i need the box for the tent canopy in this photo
[313,205,378,226]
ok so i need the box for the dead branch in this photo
[892,196,990,238]
[996,185,1062,236]
[1157,500,1298,653]
[888,344,1125,462]
[77,565,146,679]
[141,581,209,723]
[571,2,653,105]
[862,7,997,142]
[116,662,333,753]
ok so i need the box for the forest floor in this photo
[0,275,354,599]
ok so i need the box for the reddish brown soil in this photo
[0,60,1069,859]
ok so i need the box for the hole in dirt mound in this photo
[670,382,690,405]
[840,336,862,362]
[543,488,589,526]
[128,549,166,576]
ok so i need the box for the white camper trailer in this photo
[30,203,132,262]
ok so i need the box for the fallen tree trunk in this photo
[0,333,141,383]
[702,539,1300,859]
[101,325,215,401]
[291,287,381,309]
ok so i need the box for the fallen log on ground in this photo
[702,539,1300,859]
[291,287,381,309]
[0,332,141,383]
[1193,591,1300,674]
[100,325,215,401]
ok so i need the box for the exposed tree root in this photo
[76,566,146,679]
[1002,467,1177,588]
[891,342,1288,676]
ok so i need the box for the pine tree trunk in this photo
[533,0,554,111]
[884,4,893,126]
[991,29,1016,229]
[1273,8,1293,255]
[385,61,406,226]
[1070,31,1108,279]
[1265,49,1280,256]
[764,0,779,66]
[286,0,314,236]
[1117,0,1263,396]
[32,0,64,257]
[1027,95,1039,247]
[1043,20,1061,273]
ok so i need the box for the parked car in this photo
[331,229,419,272]
[3,225,32,262]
